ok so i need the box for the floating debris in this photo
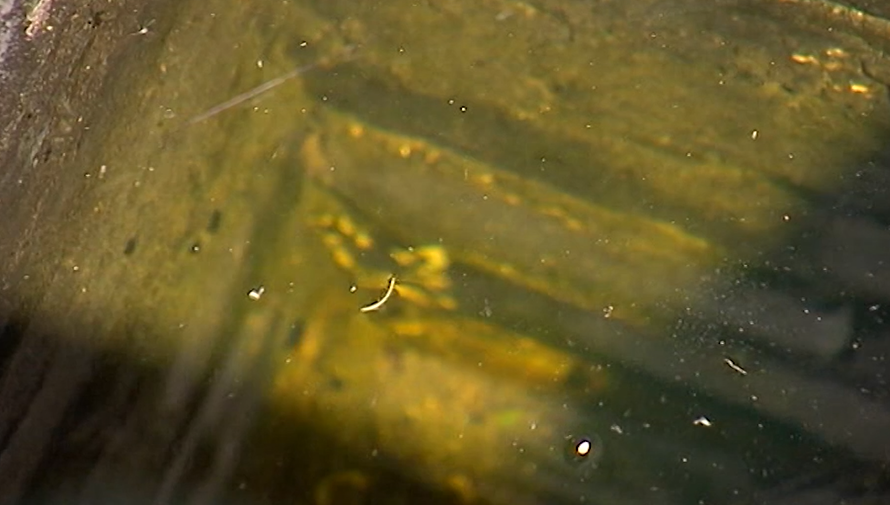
[723,357,747,376]
[247,286,265,301]
[359,275,396,313]
[693,416,713,427]
[186,45,358,125]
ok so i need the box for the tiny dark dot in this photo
[88,10,106,28]
[287,320,305,347]
[207,210,222,234]
[328,376,344,390]
[123,237,137,255]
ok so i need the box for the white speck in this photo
[750,130,758,140]
[131,19,154,36]
[693,416,712,427]
[480,298,493,318]
[610,424,623,435]
[25,0,54,39]
[247,286,265,300]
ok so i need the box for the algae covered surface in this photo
[2,0,890,504]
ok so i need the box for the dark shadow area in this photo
[0,311,483,505]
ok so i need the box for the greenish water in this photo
[4,0,890,504]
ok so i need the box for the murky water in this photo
[2,0,890,504]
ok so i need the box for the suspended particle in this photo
[247,286,266,301]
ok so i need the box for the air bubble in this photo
[563,433,603,473]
